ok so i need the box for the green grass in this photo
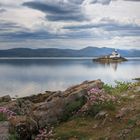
[54,130,90,140]
[101,101,116,111]
[0,113,7,121]
[60,96,86,121]
[9,132,19,140]
[87,101,116,117]
[114,81,130,93]
[54,81,140,140]
[103,84,114,93]
[126,127,140,140]
[54,115,113,140]
[127,119,136,126]
[103,81,130,95]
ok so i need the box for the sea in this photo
[0,57,140,97]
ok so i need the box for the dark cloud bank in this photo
[22,1,87,21]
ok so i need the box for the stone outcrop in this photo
[0,79,104,140]
[0,95,11,103]
[0,121,9,140]
[32,79,103,128]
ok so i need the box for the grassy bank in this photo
[53,81,140,140]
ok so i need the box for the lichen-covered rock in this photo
[32,80,103,128]
[1,99,34,116]
[22,92,51,103]
[9,116,38,140]
[136,120,140,126]
[0,95,11,103]
[116,107,133,119]
[134,86,140,93]
[0,121,9,140]
[95,111,108,119]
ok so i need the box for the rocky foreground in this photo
[0,79,140,140]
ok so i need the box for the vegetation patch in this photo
[9,132,19,140]
[103,81,130,95]
[103,84,114,93]
[126,127,140,140]
[54,130,90,140]
[114,81,130,94]
[127,119,136,126]
[61,96,86,121]
[0,112,7,121]
[87,101,116,117]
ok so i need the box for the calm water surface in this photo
[0,57,140,97]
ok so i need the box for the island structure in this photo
[93,49,127,62]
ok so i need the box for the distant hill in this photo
[0,47,139,57]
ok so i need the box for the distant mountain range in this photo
[0,47,139,57]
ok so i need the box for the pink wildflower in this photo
[0,107,16,120]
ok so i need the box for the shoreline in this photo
[0,79,140,139]
[0,78,139,99]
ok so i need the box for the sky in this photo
[0,0,140,50]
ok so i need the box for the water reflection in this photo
[0,58,139,97]
[94,61,120,71]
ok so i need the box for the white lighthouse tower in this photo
[110,49,121,58]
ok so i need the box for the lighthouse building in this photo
[110,49,121,58]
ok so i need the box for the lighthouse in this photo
[109,49,121,58]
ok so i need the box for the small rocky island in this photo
[93,49,127,62]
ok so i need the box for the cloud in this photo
[23,2,70,14]
[46,13,87,21]
[0,0,26,7]
[0,25,93,42]
[82,0,111,5]
[0,8,6,13]
[68,0,84,4]
[0,20,28,33]
[0,20,36,41]
[0,30,61,42]
[63,17,140,37]
[124,0,140,1]
[83,0,140,5]
[64,21,140,32]
[23,1,88,21]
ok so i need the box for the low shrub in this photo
[127,119,136,126]
[87,101,116,116]
[0,107,16,120]
[9,132,19,140]
[114,81,130,93]
[61,96,86,121]
[103,84,114,93]
[79,87,117,116]
[87,104,102,116]
[0,112,7,121]
[103,81,130,95]
[55,130,89,140]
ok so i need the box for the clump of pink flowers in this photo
[87,87,116,105]
[35,127,53,140]
[0,107,16,120]
[78,87,117,114]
